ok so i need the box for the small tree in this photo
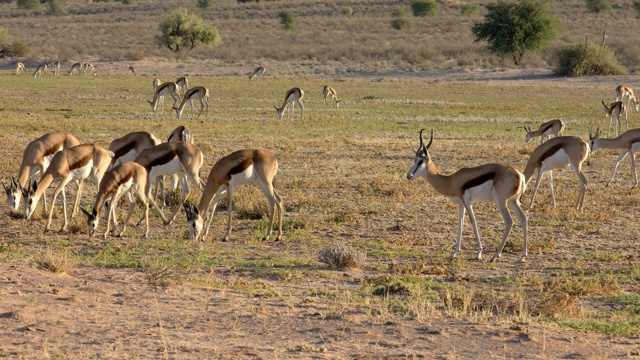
[411,0,439,16]
[155,8,222,53]
[632,0,640,18]
[471,0,558,65]
[585,0,612,13]
[17,0,40,9]
[279,10,296,30]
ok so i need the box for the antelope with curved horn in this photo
[184,149,283,242]
[322,85,341,108]
[523,136,589,211]
[173,86,209,119]
[406,129,528,262]
[589,127,640,188]
[149,82,179,113]
[274,87,304,121]
[524,119,565,145]
[602,100,627,138]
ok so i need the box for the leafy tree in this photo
[411,0,439,17]
[17,0,40,9]
[471,0,558,65]
[155,8,221,53]
[279,10,296,30]
[196,0,212,9]
[632,0,640,18]
[585,0,611,13]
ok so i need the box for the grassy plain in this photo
[1,70,640,358]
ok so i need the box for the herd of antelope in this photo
[17,61,97,78]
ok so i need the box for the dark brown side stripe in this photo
[540,143,564,163]
[146,149,177,170]
[113,141,137,162]
[116,171,134,187]
[462,172,495,191]
[69,153,93,171]
[229,158,254,178]
[44,141,64,157]
[540,122,553,134]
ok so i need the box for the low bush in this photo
[554,43,626,76]
[460,3,479,16]
[391,17,414,30]
[585,0,611,13]
[411,0,439,17]
[319,241,367,269]
[279,10,296,30]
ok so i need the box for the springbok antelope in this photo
[134,142,205,225]
[166,125,194,193]
[68,62,82,76]
[149,82,179,113]
[524,119,565,144]
[129,65,137,76]
[152,78,161,91]
[406,129,528,262]
[184,149,283,242]
[615,84,639,112]
[33,64,47,79]
[81,162,149,238]
[602,100,627,138]
[322,85,341,108]
[274,87,304,121]
[16,62,27,75]
[589,127,640,188]
[3,133,80,212]
[523,136,589,211]
[23,144,113,232]
[173,86,209,119]
[109,131,162,168]
[83,62,96,76]
[249,66,265,81]
[175,76,189,95]
[53,61,61,76]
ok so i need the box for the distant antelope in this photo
[602,100,627,138]
[589,127,640,188]
[524,119,565,145]
[173,86,209,119]
[69,62,82,76]
[175,76,189,95]
[53,61,61,76]
[129,65,137,76]
[406,129,528,262]
[148,82,179,113]
[274,87,304,121]
[83,62,96,76]
[322,85,341,108]
[615,84,639,112]
[33,64,48,79]
[249,66,265,81]
[16,62,27,75]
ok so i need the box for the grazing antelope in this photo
[149,82,179,113]
[109,131,162,168]
[68,62,82,76]
[602,100,627,138]
[16,62,27,75]
[523,136,589,211]
[589,127,640,188]
[83,62,96,76]
[168,125,194,144]
[524,119,565,145]
[152,77,161,91]
[406,129,528,262]
[81,162,149,238]
[615,84,639,112]
[274,87,304,121]
[175,76,189,95]
[33,64,47,79]
[53,61,61,76]
[322,85,341,108]
[173,86,210,119]
[129,65,137,76]
[248,66,265,81]
[23,144,113,232]
[184,149,283,242]
[3,133,80,212]
[134,142,205,225]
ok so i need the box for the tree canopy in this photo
[156,8,221,53]
[471,0,558,65]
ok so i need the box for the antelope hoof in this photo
[275,235,282,242]
[222,235,230,242]
[489,256,498,263]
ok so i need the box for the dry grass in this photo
[319,241,367,269]
[34,247,76,274]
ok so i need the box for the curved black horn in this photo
[419,129,425,150]
[426,129,434,149]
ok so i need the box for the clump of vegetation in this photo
[373,280,411,296]
[460,3,479,16]
[585,0,611,13]
[0,27,29,59]
[472,0,558,64]
[237,0,259,3]
[35,248,76,274]
[197,0,212,9]
[155,8,222,53]
[279,10,296,30]
[554,43,627,76]
[342,6,353,17]
[411,0,439,16]
[17,0,40,9]
[48,0,64,15]
[319,241,367,269]
[391,7,415,30]
[633,0,640,18]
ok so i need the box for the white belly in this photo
[114,150,138,166]
[148,157,183,178]
[70,160,93,181]
[449,180,495,204]
[230,165,257,187]
[541,149,570,172]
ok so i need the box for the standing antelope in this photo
[16,62,27,75]
[129,65,137,76]
[81,162,149,238]
[33,64,48,79]
[175,76,189,95]
[589,127,640,188]
[3,133,80,212]
[524,119,565,144]
[173,86,209,119]
[184,149,283,242]
[23,144,113,232]
[523,136,589,211]
[134,142,205,225]
[249,66,265,81]
[53,61,61,76]
[166,125,194,193]
[68,62,82,76]
[406,129,528,262]
[615,84,639,112]
[274,87,304,121]
[322,85,341,108]
[149,82,179,113]
[602,100,627,138]
[83,62,96,76]
[152,77,161,91]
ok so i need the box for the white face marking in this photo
[407,152,426,180]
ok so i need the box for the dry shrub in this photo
[532,292,583,318]
[143,258,178,288]
[35,248,76,274]
[373,281,411,296]
[543,275,621,296]
[319,241,367,269]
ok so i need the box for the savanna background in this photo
[1,0,640,359]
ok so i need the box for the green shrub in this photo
[391,7,405,17]
[342,6,353,17]
[585,0,611,13]
[633,0,640,18]
[196,0,212,9]
[16,0,40,9]
[554,43,626,76]
[279,10,296,30]
[237,0,259,3]
[121,0,134,4]
[48,0,64,15]
[461,3,479,16]
[391,16,415,30]
[411,0,439,16]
